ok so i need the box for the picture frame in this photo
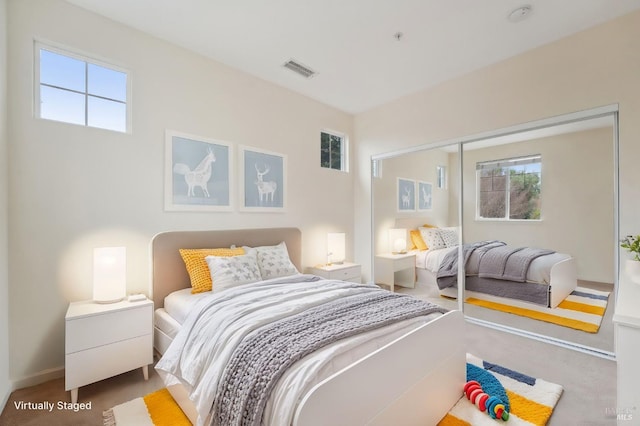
[164,130,233,211]
[397,178,416,212]
[417,181,433,211]
[240,146,286,212]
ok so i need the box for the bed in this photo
[410,236,577,309]
[150,227,465,426]
[415,245,577,308]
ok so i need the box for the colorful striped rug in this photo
[103,388,190,426]
[439,353,563,426]
[465,286,610,333]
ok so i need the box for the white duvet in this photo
[155,274,441,426]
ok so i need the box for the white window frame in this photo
[320,129,349,172]
[475,154,542,221]
[34,40,132,134]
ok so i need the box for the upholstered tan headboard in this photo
[150,228,302,309]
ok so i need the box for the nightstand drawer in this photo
[328,265,360,281]
[65,334,152,390]
[66,304,152,354]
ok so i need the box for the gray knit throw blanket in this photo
[211,290,448,426]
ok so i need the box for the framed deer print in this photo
[417,181,433,211]
[240,146,286,212]
[397,178,416,212]
[165,130,233,211]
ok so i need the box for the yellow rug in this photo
[466,286,610,333]
[103,388,190,426]
[439,353,563,426]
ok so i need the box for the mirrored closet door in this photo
[461,114,616,354]
[371,106,618,357]
[372,144,461,311]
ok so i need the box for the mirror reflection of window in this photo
[436,165,446,189]
[372,159,382,179]
[476,155,541,220]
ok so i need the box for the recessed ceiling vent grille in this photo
[283,59,316,79]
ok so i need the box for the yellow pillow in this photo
[179,247,245,293]
[410,230,428,251]
[422,223,437,228]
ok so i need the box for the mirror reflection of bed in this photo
[372,111,616,355]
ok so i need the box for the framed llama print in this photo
[397,178,416,212]
[240,146,286,212]
[417,181,433,211]
[165,130,233,211]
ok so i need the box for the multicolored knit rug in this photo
[439,353,563,426]
[465,286,610,333]
[103,388,190,426]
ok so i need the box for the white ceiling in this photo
[65,0,640,114]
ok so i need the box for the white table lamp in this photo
[389,228,407,254]
[93,247,126,303]
[327,233,346,265]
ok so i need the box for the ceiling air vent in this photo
[283,59,316,79]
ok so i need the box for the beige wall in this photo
[354,11,640,282]
[7,0,354,384]
[462,127,614,283]
[0,0,11,410]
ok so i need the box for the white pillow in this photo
[419,227,446,250]
[206,249,262,292]
[252,241,299,279]
[439,227,459,248]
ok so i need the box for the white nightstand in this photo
[309,262,362,283]
[374,253,416,292]
[65,298,153,403]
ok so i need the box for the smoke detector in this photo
[508,5,533,23]
[283,59,317,79]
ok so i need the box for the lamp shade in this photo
[93,247,126,303]
[327,233,346,264]
[388,228,407,254]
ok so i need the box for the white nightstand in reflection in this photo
[374,253,416,292]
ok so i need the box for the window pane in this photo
[321,132,346,170]
[509,171,541,219]
[330,135,342,170]
[479,191,506,218]
[88,96,127,132]
[320,133,330,167]
[40,85,85,125]
[88,63,127,102]
[40,49,85,92]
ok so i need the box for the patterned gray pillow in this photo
[253,241,299,279]
[419,227,446,250]
[206,249,262,292]
[439,227,459,248]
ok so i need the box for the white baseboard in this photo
[11,366,64,391]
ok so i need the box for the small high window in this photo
[35,42,130,133]
[477,155,541,220]
[320,131,347,171]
